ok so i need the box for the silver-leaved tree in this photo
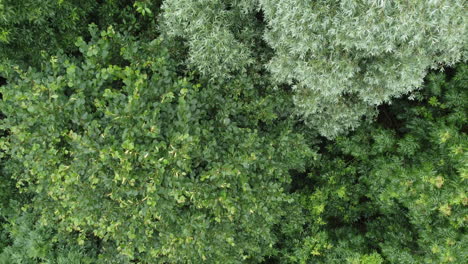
[161,0,466,137]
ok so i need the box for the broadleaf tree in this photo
[0,26,313,262]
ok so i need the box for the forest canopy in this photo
[0,1,466,263]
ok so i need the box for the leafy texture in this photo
[0,1,466,263]
[0,0,161,68]
[0,27,312,262]
[162,0,467,137]
[281,64,467,263]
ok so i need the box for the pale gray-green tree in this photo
[161,0,467,137]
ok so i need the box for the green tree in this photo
[0,26,313,262]
[0,0,161,69]
[283,64,467,263]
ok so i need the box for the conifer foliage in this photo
[278,64,467,264]
[0,0,466,263]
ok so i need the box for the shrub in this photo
[0,26,312,262]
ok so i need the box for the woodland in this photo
[0,1,466,263]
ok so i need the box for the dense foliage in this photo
[0,0,466,263]
[162,0,466,137]
[276,65,467,264]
